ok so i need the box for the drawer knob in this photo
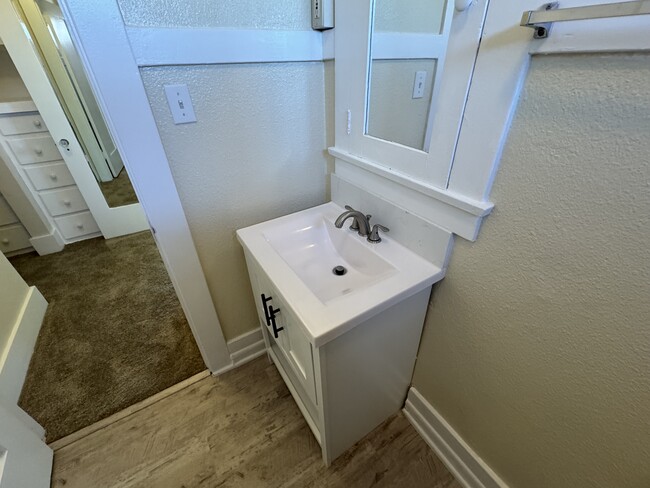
[76,223,84,230]
[63,199,72,206]
[33,120,42,128]
[34,148,43,155]
[1,238,9,245]
[49,173,58,180]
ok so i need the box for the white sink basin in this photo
[262,215,396,303]
[237,202,444,346]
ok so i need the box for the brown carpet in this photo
[98,168,139,208]
[10,231,206,442]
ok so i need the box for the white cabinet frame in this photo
[333,0,484,189]
[58,0,232,373]
[330,0,496,242]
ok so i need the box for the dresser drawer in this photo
[0,195,19,226]
[7,134,61,165]
[24,162,75,190]
[40,187,88,216]
[0,224,31,253]
[0,113,48,136]
[54,211,100,239]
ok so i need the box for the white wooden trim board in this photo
[403,387,509,488]
[225,328,266,369]
[0,286,47,406]
[60,0,232,372]
[127,28,325,66]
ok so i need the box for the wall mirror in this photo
[365,0,450,152]
[18,0,139,209]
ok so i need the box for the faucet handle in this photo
[368,224,389,243]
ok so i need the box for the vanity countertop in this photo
[237,202,444,347]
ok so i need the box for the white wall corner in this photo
[28,228,65,255]
[322,29,335,60]
[0,287,47,406]
[403,387,509,488]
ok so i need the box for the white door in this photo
[0,403,52,488]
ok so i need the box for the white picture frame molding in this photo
[58,0,232,373]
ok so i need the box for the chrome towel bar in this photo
[521,0,650,38]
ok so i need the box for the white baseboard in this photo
[403,387,509,488]
[0,287,47,405]
[225,328,266,369]
[29,228,64,255]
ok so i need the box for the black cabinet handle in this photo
[261,294,273,326]
[269,307,284,339]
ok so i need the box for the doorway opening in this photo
[0,0,207,443]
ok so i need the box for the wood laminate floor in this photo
[52,356,461,488]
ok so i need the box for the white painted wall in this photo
[374,0,445,34]
[117,0,312,30]
[0,48,30,103]
[140,62,331,340]
[412,53,650,488]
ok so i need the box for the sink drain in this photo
[332,265,347,276]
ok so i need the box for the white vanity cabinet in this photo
[242,249,433,465]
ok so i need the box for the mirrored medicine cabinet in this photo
[366,0,447,151]
[333,0,484,190]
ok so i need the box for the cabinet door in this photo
[251,264,317,406]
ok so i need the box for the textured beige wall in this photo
[0,47,31,102]
[368,58,436,150]
[141,62,330,340]
[374,0,445,34]
[412,53,650,488]
[117,0,311,30]
[0,253,30,354]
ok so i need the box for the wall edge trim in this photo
[212,328,266,376]
[403,387,509,488]
[330,147,493,216]
[0,286,47,406]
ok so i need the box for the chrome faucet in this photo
[335,205,371,237]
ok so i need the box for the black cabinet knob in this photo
[270,312,284,339]
[261,294,273,326]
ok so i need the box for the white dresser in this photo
[0,100,100,255]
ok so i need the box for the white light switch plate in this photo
[412,71,427,99]
[164,84,197,124]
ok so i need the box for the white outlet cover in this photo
[412,71,427,99]
[164,84,197,124]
